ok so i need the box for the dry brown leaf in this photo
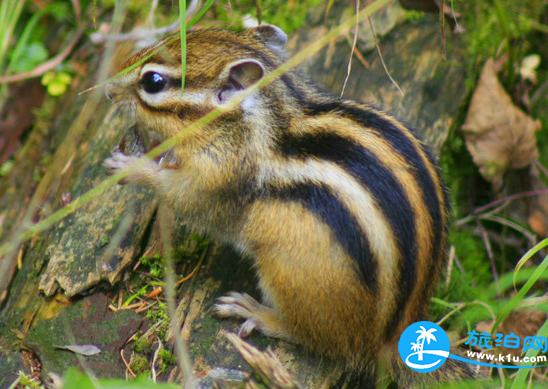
[462,59,541,190]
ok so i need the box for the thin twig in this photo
[479,214,536,245]
[151,337,163,382]
[455,189,548,227]
[0,30,83,84]
[121,349,137,378]
[135,300,158,314]
[90,20,180,44]
[367,15,404,96]
[477,219,499,297]
[436,301,465,326]
[90,0,199,45]
[341,0,359,98]
[351,43,369,69]
[535,159,548,178]
[176,244,208,285]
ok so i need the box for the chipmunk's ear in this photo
[218,59,265,102]
[249,24,287,52]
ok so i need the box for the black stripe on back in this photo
[264,181,377,290]
[301,101,444,337]
[277,128,421,339]
[303,102,442,245]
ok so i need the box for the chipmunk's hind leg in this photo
[215,292,294,341]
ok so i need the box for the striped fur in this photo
[104,25,449,384]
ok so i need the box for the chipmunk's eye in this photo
[141,72,166,94]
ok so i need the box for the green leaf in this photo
[49,2,71,21]
[62,368,181,388]
[62,368,96,389]
[11,42,48,72]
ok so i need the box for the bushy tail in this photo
[331,346,480,388]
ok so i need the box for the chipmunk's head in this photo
[105,25,288,142]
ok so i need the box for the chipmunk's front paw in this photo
[103,151,157,185]
[214,292,293,341]
[104,151,135,174]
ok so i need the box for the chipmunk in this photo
[104,25,471,386]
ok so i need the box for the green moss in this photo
[11,371,46,389]
[192,314,220,355]
[23,297,139,376]
[137,235,209,281]
[100,235,109,247]
[158,349,177,373]
[401,9,427,22]
[210,0,325,33]
[459,0,544,88]
[146,302,170,340]
[132,332,153,355]
[139,254,165,278]
[130,355,150,375]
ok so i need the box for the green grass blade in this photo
[492,252,548,333]
[179,0,186,92]
[187,0,215,28]
[510,316,548,389]
[325,0,336,18]
[0,0,26,75]
[514,238,548,285]
[6,7,51,74]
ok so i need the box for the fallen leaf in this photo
[462,58,541,190]
[54,344,101,356]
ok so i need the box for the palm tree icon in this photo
[415,326,437,361]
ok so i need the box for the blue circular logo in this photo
[398,321,450,373]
